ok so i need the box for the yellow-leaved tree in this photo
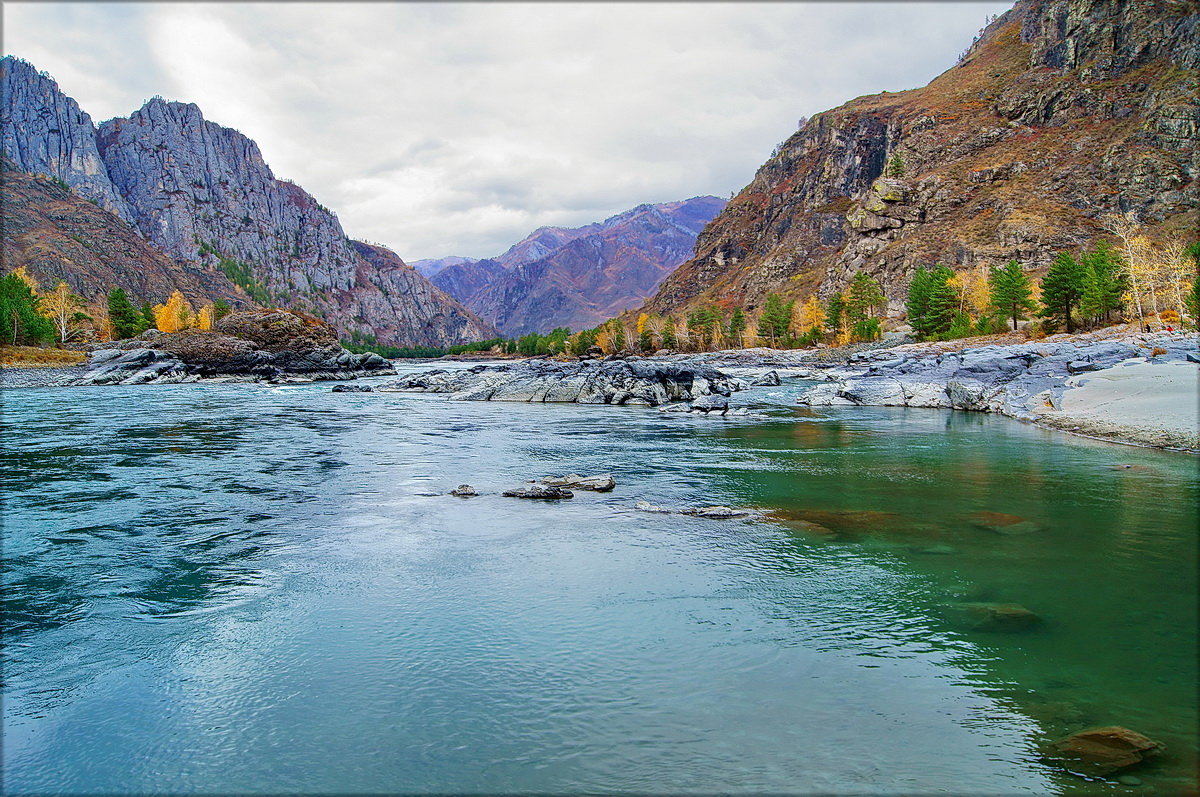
[153,290,194,333]
[197,303,215,331]
[798,295,824,335]
[40,280,91,346]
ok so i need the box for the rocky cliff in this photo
[435,197,726,335]
[0,57,132,222]
[1,156,245,308]
[643,0,1199,319]
[1,56,494,348]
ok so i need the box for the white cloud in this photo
[4,1,1011,259]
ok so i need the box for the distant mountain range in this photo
[1,56,493,348]
[424,196,726,336]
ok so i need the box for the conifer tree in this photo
[757,294,793,347]
[906,265,957,339]
[988,260,1036,331]
[107,288,147,339]
[213,298,232,321]
[1040,252,1088,332]
[1079,241,1128,325]
[727,308,747,347]
[0,271,55,345]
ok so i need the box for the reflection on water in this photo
[1,375,1195,794]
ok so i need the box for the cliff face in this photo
[0,57,132,222]
[1,56,493,348]
[644,0,1199,318]
[438,197,726,336]
[1,157,246,308]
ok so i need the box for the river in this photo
[3,365,1196,793]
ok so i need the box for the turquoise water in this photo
[3,370,1196,793]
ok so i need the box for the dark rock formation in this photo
[502,484,573,499]
[377,359,743,406]
[71,309,393,385]
[640,0,1198,319]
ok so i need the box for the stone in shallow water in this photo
[539,473,616,492]
[502,484,573,500]
[953,602,1042,632]
[1043,726,1163,777]
[783,519,838,536]
[449,484,477,497]
[967,510,1043,535]
[679,506,756,519]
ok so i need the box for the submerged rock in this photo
[449,484,477,497]
[502,484,573,500]
[539,474,616,492]
[952,602,1042,632]
[634,500,673,514]
[332,384,374,392]
[967,511,1042,535]
[1044,726,1163,777]
[679,506,757,519]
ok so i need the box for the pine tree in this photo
[757,294,793,346]
[0,271,55,345]
[1079,241,1128,325]
[824,293,846,338]
[906,266,957,339]
[1040,252,1088,332]
[988,260,1036,331]
[727,308,747,347]
[213,298,232,321]
[107,288,147,339]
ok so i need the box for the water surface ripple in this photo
[2,371,1195,794]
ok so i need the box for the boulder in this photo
[750,370,782,387]
[952,602,1042,632]
[967,511,1043,535]
[690,394,729,413]
[502,484,573,499]
[449,484,477,497]
[539,474,616,492]
[1044,726,1163,776]
[332,384,374,392]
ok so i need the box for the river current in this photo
[3,364,1196,794]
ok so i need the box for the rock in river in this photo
[539,474,616,492]
[377,359,742,407]
[967,511,1043,535]
[1044,726,1163,777]
[952,602,1042,632]
[449,484,477,497]
[502,484,574,500]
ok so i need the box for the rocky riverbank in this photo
[375,359,742,406]
[51,310,394,387]
[783,329,1198,452]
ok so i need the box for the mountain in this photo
[2,157,247,309]
[0,56,494,348]
[410,256,478,278]
[431,197,726,336]
[641,0,1198,320]
[429,258,507,306]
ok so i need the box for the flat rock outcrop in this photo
[377,360,742,406]
[71,309,393,385]
[795,330,1198,450]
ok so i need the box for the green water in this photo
[719,405,1199,793]
[3,378,1196,793]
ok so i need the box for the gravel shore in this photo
[1,366,90,389]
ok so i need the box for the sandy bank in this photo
[1035,361,1199,451]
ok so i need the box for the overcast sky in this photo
[6,1,1010,261]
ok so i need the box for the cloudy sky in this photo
[6,1,1010,261]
